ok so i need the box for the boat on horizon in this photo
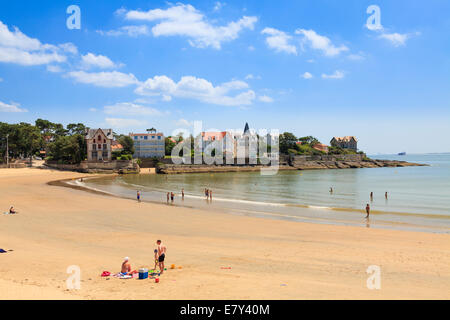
[398,152,406,156]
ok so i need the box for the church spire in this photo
[244,122,250,134]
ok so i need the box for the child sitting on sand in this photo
[153,249,159,270]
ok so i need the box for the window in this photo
[98,144,102,150]
[103,144,107,150]
[92,151,98,159]
[102,151,108,158]
[144,136,148,140]
[93,139,96,143]
[134,136,138,140]
[158,136,161,140]
[93,144,97,151]
[98,135,101,141]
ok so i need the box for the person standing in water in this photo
[181,188,185,200]
[170,192,175,202]
[137,191,141,202]
[385,192,388,200]
[209,190,213,201]
[166,192,170,203]
[330,187,333,194]
[370,192,374,202]
[365,203,371,218]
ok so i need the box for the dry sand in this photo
[0,168,449,300]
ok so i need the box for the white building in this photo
[130,132,165,158]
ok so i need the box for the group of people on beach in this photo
[330,187,390,219]
[366,191,389,218]
[204,188,213,200]
[120,239,167,276]
[137,188,213,204]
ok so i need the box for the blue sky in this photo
[0,0,449,154]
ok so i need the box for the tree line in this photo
[0,119,134,164]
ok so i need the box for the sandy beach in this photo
[0,168,449,300]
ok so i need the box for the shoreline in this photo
[70,173,450,234]
[1,168,449,299]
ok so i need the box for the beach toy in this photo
[101,271,111,277]
[178,266,183,269]
[155,278,160,283]
[170,264,175,269]
[139,268,149,280]
[164,268,167,271]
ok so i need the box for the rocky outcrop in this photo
[291,158,425,170]
[157,155,425,174]
[157,164,296,174]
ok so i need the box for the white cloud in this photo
[97,25,150,37]
[81,53,119,69]
[301,72,313,79]
[258,95,273,103]
[261,28,297,55]
[213,2,225,12]
[0,101,27,112]
[123,4,257,49]
[135,75,255,106]
[105,118,147,128]
[46,65,63,73]
[295,29,348,57]
[103,102,163,116]
[347,52,365,61]
[0,21,68,66]
[245,74,261,80]
[0,77,3,82]
[378,32,419,47]
[176,118,193,127]
[58,43,78,55]
[89,108,97,112]
[322,70,345,79]
[67,71,138,88]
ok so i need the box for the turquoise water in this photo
[81,154,450,233]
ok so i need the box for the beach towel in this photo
[0,249,7,253]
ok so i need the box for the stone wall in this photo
[0,163,27,169]
[290,154,365,163]
[45,160,139,173]
[158,164,295,174]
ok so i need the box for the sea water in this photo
[81,154,450,233]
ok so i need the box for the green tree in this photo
[67,123,86,136]
[279,132,298,154]
[165,137,176,156]
[118,135,135,155]
[48,134,85,164]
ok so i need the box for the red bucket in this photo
[155,278,160,283]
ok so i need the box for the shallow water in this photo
[81,154,450,233]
